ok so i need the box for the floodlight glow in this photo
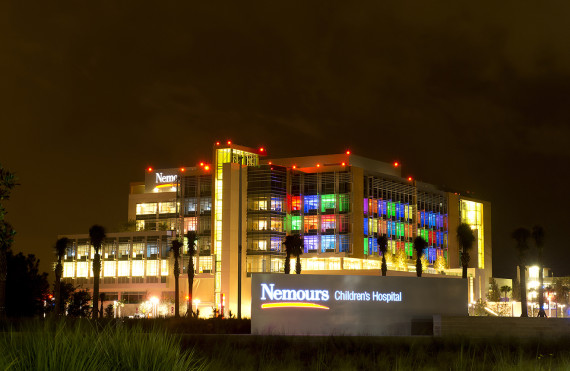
[261,302,329,310]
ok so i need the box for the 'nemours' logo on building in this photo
[260,283,330,310]
[259,283,404,310]
[155,173,178,184]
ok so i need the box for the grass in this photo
[1,319,570,370]
[0,319,206,371]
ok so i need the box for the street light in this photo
[193,299,201,315]
[150,296,159,318]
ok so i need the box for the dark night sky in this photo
[1,1,569,281]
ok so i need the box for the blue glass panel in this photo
[339,235,349,253]
[304,195,319,213]
[363,218,368,235]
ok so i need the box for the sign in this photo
[251,274,467,336]
[155,173,178,183]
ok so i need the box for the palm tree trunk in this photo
[537,252,546,317]
[520,264,528,317]
[295,255,301,274]
[174,259,180,317]
[381,256,387,276]
[92,253,101,319]
[187,257,194,316]
[54,260,62,316]
[0,249,6,319]
[416,258,422,277]
[284,252,290,274]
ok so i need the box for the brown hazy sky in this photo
[1,1,570,280]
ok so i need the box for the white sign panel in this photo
[251,274,467,336]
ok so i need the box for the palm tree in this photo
[170,239,183,317]
[88,224,106,319]
[0,165,17,320]
[292,235,303,274]
[54,237,69,316]
[532,226,546,318]
[0,222,15,320]
[413,236,428,277]
[512,227,531,317]
[283,235,295,274]
[377,235,388,276]
[457,223,475,279]
[500,285,512,301]
[99,292,106,316]
[186,231,197,316]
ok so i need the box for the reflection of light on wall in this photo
[528,280,539,289]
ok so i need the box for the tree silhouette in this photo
[186,231,197,316]
[170,239,183,317]
[413,236,428,277]
[512,227,531,317]
[54,237,69,316]
[377,235,388,276]
[500,285,511,301]
[532,226,546,318]
[0,164,18,319]
[89,225,106,319]
[456,223,475,279]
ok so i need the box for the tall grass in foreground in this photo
[0,320,206,371]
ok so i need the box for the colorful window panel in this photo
[363,218,369,235]
[321,235,335,252]
[270,237,281,251]
[339,214,349,233]
[271,197,284,212]
[339,194,349,212]
[339,235,349,253]
[405,242,413,258]
[321,194,336,212]
[291,196,301,211]
[291,216,301,231]
[379,220,387,235]
[304,235,318,253]
[184,217,198,233]
[370,218,378,234]
[321,215,335,232]
[304,216,318,233]
[304,195,319,213]
[363,199,369,215]
[428,247,436,263]
[369,238,378,254]
[370,199,378,214]
[379,200,387,216]
[363,237,368,255]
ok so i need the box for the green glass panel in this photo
[339,194,349,212]
[292,216,301,231]
[321,194,336,212]
[364,237,368,255]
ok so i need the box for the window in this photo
[363,199,368,214]
[369,238,378,254]
[135,220,145,231]
[200,198,212,212]
[186,198,198,213]
[136,203,157,215]
[76,262,88,277]
[339,194,349,212]
[321,194,335,212]
[184,217,198,232]
[321,235,335,252]
[103,261,116,277]
[339,235,349,253]
[147,239,159,257]
[63,262,75,278]
[249,197,267,211]
[118,261,130,276]
[132,260,144,276]
[270,217,283,232]
[122,292,145,304]
[321,215,335,232]
[291,196,301,211]
[77,241,89,258]
[271,237,282,251]
[118,238,130,257]
[304,215,318,233]
[132,239,144,257]
[291,216,301,231]
[271,197,284,212]
[199,257,212,273]
[147,260,159,276]
[161,260,168,276]
[304,236,318,253]
[364,218,368,235]
[159,201,176,214]
[304,195,319,213]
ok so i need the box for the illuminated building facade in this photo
[60,142,492,317]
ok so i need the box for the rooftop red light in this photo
[346,150,351,155]
[259,147,265,152]
[147,167,153,172]
[204,165,210,171]
[393,162,399,167]
[227,140,232,145]
[407,176,413,181]
[215,141,220,145]
[199,162,204,167]
[341,162,346,166]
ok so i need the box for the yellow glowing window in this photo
[161,260,169,276]
[199,257,212,273]
[118,261,130,276]
[132,260,144,276]
[103,261,116,277]
[136,203,157,215]
[146,260,159,276]
[63,262,75,278]
[270,218,283,232]
[184,217,198,232]
[159,202,176,214]
[76,262,88,278]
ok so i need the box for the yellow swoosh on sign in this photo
[261,302,330,310]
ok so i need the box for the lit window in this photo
[321,195,336,212]
[136,203,157,215]
[291,216,302,231]
[63,262,75,278]
[304,216,318,233]
[184,217,198,233]
[118,261,130,276]
[304,236,318,253]
[147,260,159,276]
[321,235,335,252]
[159,202,176,214]
[161,260,168,276]
[271,197,284,212]
[321,215,336,232]
[304,196,319,213]
[76,262,88,278]
[132,260,144,276]
[103,261,116,277]
[291,196,301,211]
